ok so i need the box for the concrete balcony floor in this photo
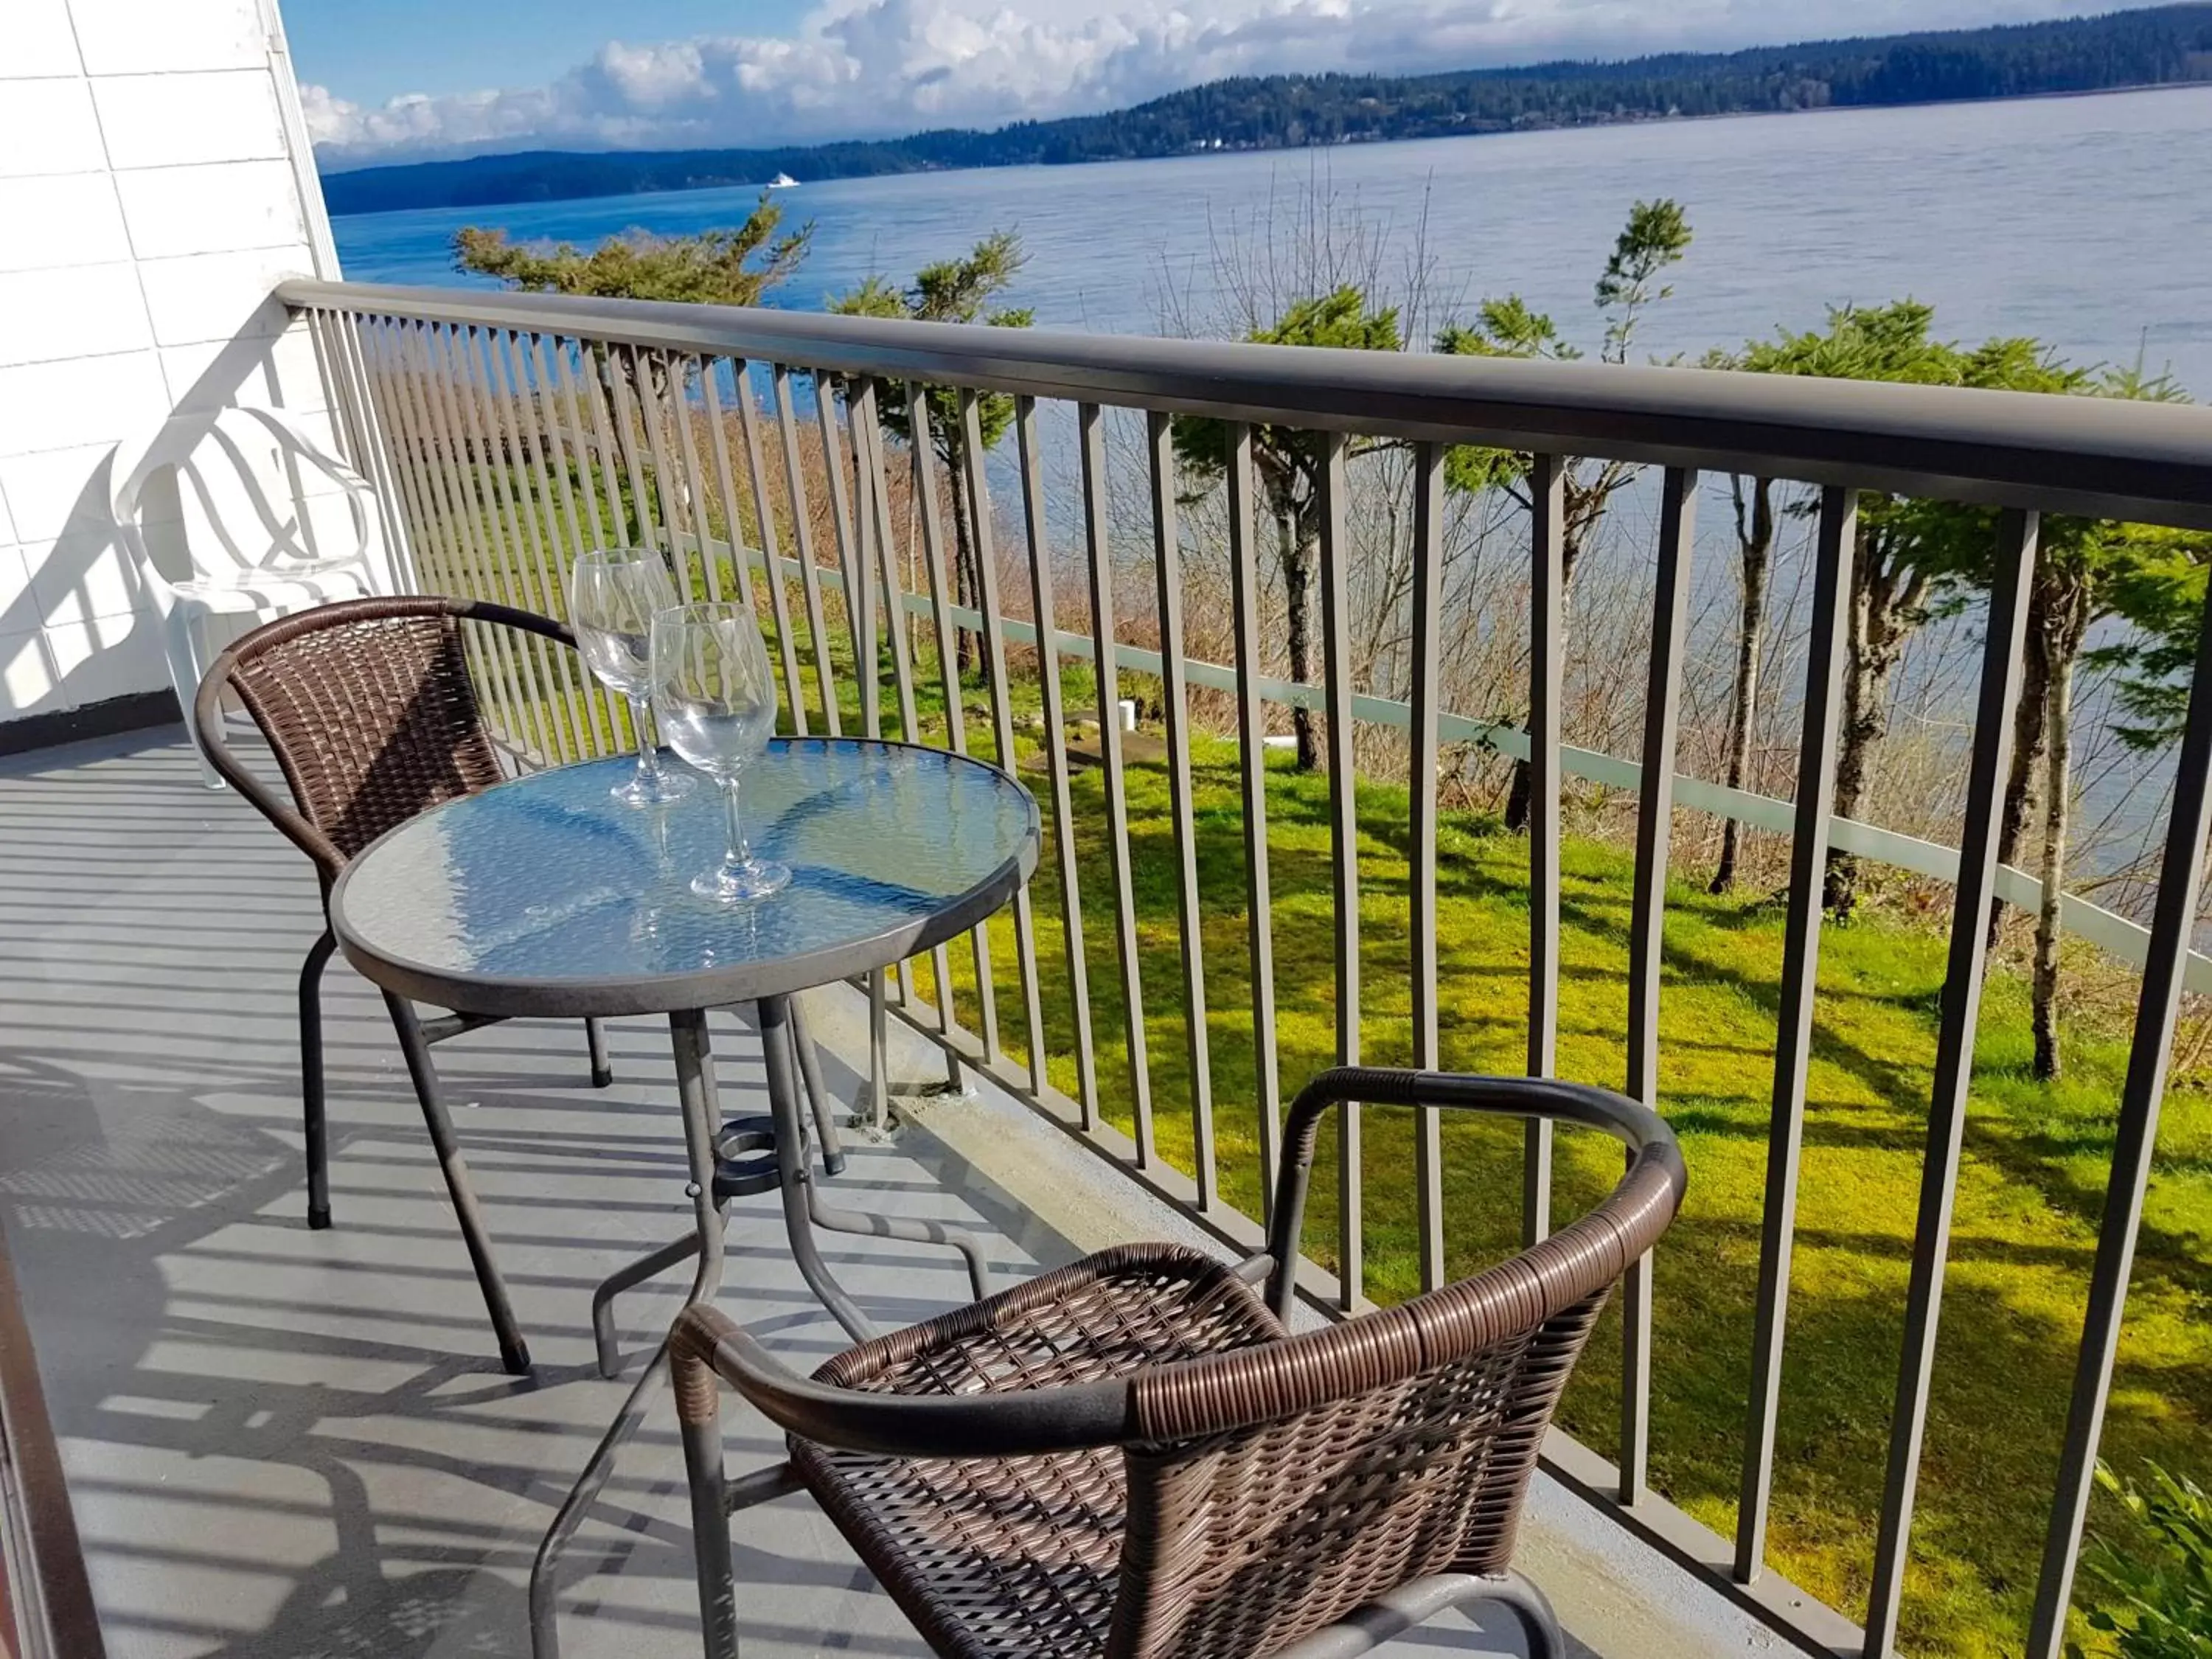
[0,728,1779,1659]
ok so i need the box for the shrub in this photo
[2078,1461,2212,1658]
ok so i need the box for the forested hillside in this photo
[321,4,2212,212]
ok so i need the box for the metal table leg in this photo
[786,995,845,1176]
[804,1182,992,1303]
[589,1231,700,1380]
[540,993,985,1653]
[529,1008,728,1659]
[589,990,997,1381]
[781,996,993,1304]
[758,995,878,1344]
[583,1016,613,1088]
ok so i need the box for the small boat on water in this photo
[767,173,799,189]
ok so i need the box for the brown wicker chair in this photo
[195,595,614,1374]
[669,1068,1685,1659]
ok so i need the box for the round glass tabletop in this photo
[330,738,1040,1017]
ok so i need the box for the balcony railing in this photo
[1,1179,105,1659]
[276,276,2212,1659]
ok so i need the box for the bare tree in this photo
[1154,165,1455,770]
[1711,473,1780,891]
[1437,199,1694,830]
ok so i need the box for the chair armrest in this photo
[672,1304,1135,1460]
[1262,1068,1684,1322]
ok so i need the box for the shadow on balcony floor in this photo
[0,727,1606,1659]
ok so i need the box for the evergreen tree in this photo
[831,232,1032,675]
[452,196,810,304]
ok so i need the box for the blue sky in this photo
[288,0,2100,167]
[286,0,799,104]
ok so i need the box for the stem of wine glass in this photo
[720,775,748,876]
[628,695,664,790]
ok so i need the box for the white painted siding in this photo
[0,0,336,731]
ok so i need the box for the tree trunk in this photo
[1988,582,2051,946]
[1503,750,1534,832]
[2032,611,2079,1081]
[1282,509,1320,773]
[1712,478,1774,894]
[1825,554,1923,919]
[947,448,983,678]
[1824,621,1890,918]
[1503,524,1585,835]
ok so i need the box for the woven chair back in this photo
[1107,1154,1678,1658]
[221,599,507,875]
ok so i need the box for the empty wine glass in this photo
[570,548,695,806]
[650,601,790,902]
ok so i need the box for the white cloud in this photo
[305,0,2092,167]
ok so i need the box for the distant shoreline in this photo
[322,81,2212,221]
[317,4,2212,218]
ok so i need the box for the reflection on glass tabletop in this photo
[331,738,1040,1016]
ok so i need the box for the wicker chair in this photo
[194,595,617,1373]
[670,1068,1685,1659]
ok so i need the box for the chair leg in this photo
[1481,1571,1564,1659]
[300,928,338,1230]
[584,1017,613,1088]
[673,1345,741,1658]
[1269,1571,1563,1659]
[382,991,531,1376]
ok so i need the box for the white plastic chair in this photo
[115,405,386,786]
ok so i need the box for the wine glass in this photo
[650,601,790,902]
[570,548,695,806]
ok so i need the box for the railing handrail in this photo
[276,279,2212,529]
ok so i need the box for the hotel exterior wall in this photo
[0,0,336,737]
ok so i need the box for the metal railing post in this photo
[1525,453,1564,1245]
[1861,507,2037,1653]
[1619,465,1697,1502]
[960,390,1049,1091]
[1320,429,1362,1309]
[1018,397,1100,1130]
[1079,401,1155,1162]
[1736,484,1857,1584]
[1147,409,1217,1203]
[1408,439,1447,1291]
[2025,543,2212,1659]
[1226,420,1284,1218]
[773,365,842,735]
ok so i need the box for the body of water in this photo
[333,85,2212,392]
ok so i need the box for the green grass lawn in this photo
[438,515,2211,1655]
[818,636,2211,1658]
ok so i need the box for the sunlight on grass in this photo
[833,634,2211,1659]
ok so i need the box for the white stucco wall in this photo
[0,0,337,733]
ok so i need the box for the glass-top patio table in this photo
[329,736,1040,1658]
